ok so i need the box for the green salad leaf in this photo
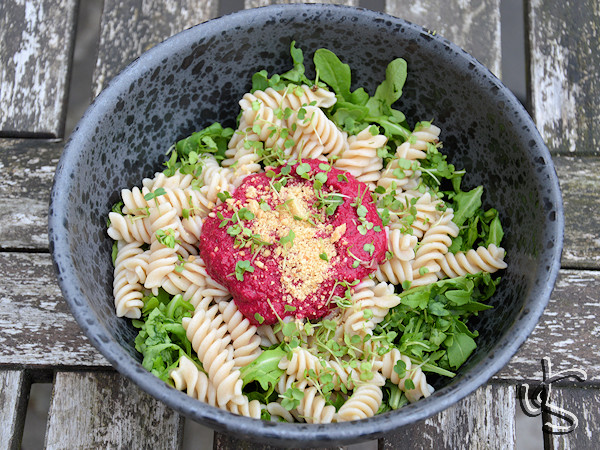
[377,272,499,371]
[133,290,197,383]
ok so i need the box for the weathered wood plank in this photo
[494,270,600,385]
[0,139,63,250]
[2,137,596,267]
[92,0,219,98]
[528,0,600,155]
[543,386,600,450]
[214,433,352,450]
[45,371,183,449]
[0,371,29,450]
[554,156,600,269]
[385,0,502,77]
[245,0,358,8]
[379,383,515,449]
[2,250,597,383]
[0,252,108,368]
[0,0,78,137]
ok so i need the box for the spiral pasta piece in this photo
[267,401,296,422]
[342,279,400,336]
[278,347,322,382]
[144,204,181,292]
[197,156,235,210]
[336,382,383,422]
[107,212,153,244]
[218,300,262,368]
[171,356,261,418]
[256,324,285,347]
[297,386,336,424]
[239,85,336,114]
[291,106,348,160]
[170,355,217,406]
[375,258,413,285]
[183,306,245,407]
[410,121,441,153]
[334,126,386,189]
[143,169,195,191]
[438,244,507,278]
[411,208,459,285]
[388,191,444,239]
[113,241,146,318]
[376,348,433,403]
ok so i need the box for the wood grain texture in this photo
[214,433,350,450]
[494,270,600,385]
[0,371,29,450]
[2,137,596,266]
[385,0,502,77]
[2,249,597,384]
[379,383,515,449]
[0,139,63,250]
[0,252,108,368]
[245,0,357,8]
[45,371,183,449]
[528,0,600,155]
[0,0,77,138]
[543,386,600,450]
[92,0,219,98]
[554,156,600,269]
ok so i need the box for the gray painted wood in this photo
[555,156,600,269]
[528,0,600,155]
[0,252,108,368]
[385,0,502,77]
[0,0,77,138]
[543,386,600,450]
[0,139,63,250]
[214,433,348,449]
[3,138,596,268]
[92,0,219,98]
[2,248,598,385]
[379,383,515,449]
[494,270,600,385]
[45,371,183,449]
[245,0,357,8]
[0,371,29,450]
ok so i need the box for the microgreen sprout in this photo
[233,260,254,281]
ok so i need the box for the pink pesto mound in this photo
[198,160,387,325]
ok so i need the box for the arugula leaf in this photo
[451,186,483,227]
[133,291,196,383]
[313,48,352,102]
[172,122,234,171]
[240,346,286,390]
[365,58,407,117]
[446,333,477,369]
[377,273,499,374]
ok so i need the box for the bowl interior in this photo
[49,4,563,446]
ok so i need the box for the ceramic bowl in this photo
[49,4,563,446]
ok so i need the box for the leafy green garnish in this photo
[240,346,287,390]
[234,260,254,281]
[376,273,499,371]
[133,290,196,383]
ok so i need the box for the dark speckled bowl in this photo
[49,4,563,446]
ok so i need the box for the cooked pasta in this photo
[109,48,507,425]
[341,279,400,336]
[438,244,508,278]
[336,381,384,422]
[113,240,146,318]
[334,126,386,189]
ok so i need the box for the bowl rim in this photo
[49,3,564,445]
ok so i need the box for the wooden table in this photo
[1,1,598,448]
